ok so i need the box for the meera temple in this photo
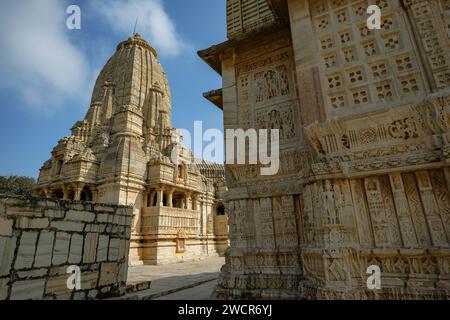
[34,34,228,265]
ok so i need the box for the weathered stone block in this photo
[116,207,132,216]
[87,289,98,299]
[112,215,123,225]
[81,271,99,290]
[118,239,128,261]
[86,263,99,271]
[46,275,72,296]
[68,203,86,211]
[108,238,120,261]
[0,202,6,215]
[17,268,48,279]
[36,199,58,209]
[94,204,115,213]
[16,216,49,229]
[7,205,43,217]
[97,235,109,262]
[50,221,85,232]
[49,266,69,276]
[68,233,83,264]
[73,291,86,300]
[2,198,25,207]
[83,233,99,263]
[52,232,70,265]
[96,213,110,223]
[125,227,131,239]
[15,232,38,270]
[66,210,95,223]
[118,262,128,283]
[0,217,13,236]
[85,224,106,233]
[0,236,17,276]
[10,279,46,300]
[0,277,9,299]
[100,286,111,293]
[34,231,55,267]
[99,262,119,286]
[44,209,65,219]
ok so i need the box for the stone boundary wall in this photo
[0,195,133,300]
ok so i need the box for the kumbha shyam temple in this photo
[33,34,229,265]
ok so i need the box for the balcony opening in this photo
[217,204,225,216]
[80,186,93,202]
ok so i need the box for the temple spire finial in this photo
[133,17,138,36]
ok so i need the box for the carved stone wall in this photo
[200,0,450,300]
[299,0,450,299]
[300,172,450,299]
[311,0,429,119]
[216,27,306,299]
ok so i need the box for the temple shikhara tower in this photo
[200,0,450,299]
[34,34,228,265]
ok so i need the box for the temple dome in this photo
[88,34,172,127]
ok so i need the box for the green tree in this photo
[0,175,36,197]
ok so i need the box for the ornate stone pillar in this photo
[202,198,210,236]
[156,188,163,207]
[90,186,98,202]
[62,186,70,200]
[184,192,189,209]
[149,190,155,207]
[287,0,325,125]
[143,189,148,208]
[188,192,194,209]
[167,189,173,208]
[192,194,198,210]
[73,183,84,201]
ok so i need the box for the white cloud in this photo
[92,0,186,56]
[0,0,89,113]
[0,0,186,113]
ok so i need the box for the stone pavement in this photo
[154,279,218,300]
[122,257,224,300]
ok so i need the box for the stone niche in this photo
[0,195,133,300]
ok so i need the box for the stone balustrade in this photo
[141,206,199,235]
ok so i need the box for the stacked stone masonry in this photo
[199,0,450,299]
[0,195,132,300]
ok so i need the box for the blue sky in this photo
[0,0,225,178]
